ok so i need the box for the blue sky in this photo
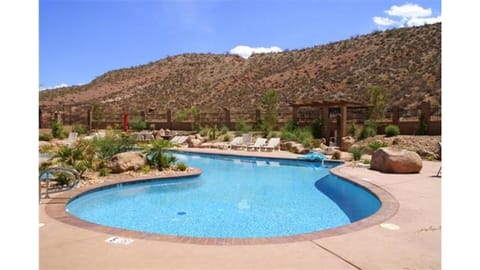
[39,0,441,89]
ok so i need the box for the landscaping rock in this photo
[291,143,309,154]
[340,136,356,151]
[106,152,146,173]
[188,138,203,148]
[371,147,422,173]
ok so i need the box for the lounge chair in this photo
[66,132,78,146]
[235,133,253,150]
[261,138,281,151]
[170,136,189,146]
[227,137,243,149]
[247,138,267,151]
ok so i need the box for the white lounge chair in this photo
[170,136,188,145]
[261,138,281,151]
[66,132,78,146]
[247,138,267,151]
[227,137,243,149]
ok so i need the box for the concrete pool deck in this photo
[39,148,441,269]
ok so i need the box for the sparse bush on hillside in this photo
[368,140,388,151]
[72,124,88,135]
[310,118,323,139]
[39,133,52,141]
[385,124,400,137]
[359,120,377,139]
[129,117,147,131]
[235,117,252,135]
[51,119,67,139]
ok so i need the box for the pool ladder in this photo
[39,167,80,202]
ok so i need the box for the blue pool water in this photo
[66,152,380,238]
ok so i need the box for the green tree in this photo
[366,85,389,125]
[260,89,279,134]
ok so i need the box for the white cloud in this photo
[373,16,395,26]
[229,45,283,59]
[386,3,432,18]
[406,16,442,27]
[373,3,441,29]
[39,83,69,91]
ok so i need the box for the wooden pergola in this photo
[289,99,370,145]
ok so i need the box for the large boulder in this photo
[371,147,422,173]
[106,152,146,173]
[340,136,356,151]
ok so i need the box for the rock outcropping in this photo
[371,147,422,173]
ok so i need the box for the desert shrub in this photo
[417,113,428,135]
[348,122,357,137]
[219,126,229,135]
[368,140,387,151]
[72,124,88,135]
[99,168,111,177]
[129,117,147,131]
[142,165,151,174]
[235,117,252,134]
[176,162,187,171]
[209,126,217,140]
[384,124,400,137]
[52,139,96,177]
[51,119,67,139]
[310,118,323,139]
[349,147,363,161]
[93,133,135,160]
[199,127,209,137]
[283,119,297,132]
[332,151,341,160]
[39,133,52,141]
[359,120,377,139]
[223,134,231,142]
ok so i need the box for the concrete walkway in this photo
[39,149,441,269]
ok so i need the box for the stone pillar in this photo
[87,108,93,131]
[322,107,330,144]
[340,105,347,139]
[255,108,261,127]
[292,106,298,125]
[392,106,400,126]
[223,108,231,128]
[336,114,342,147]
[166,109,172,129]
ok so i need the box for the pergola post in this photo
[166,109,172,129]
[223,108,231,128]
[322,107,330,143]
[292,106,298,125]
[340,105,347,138]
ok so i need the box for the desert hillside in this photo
[40,23,441,116]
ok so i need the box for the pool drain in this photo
[177,211,187,215]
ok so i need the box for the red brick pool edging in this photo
[43,164,399,245]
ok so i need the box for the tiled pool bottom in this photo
[56,152,396,243]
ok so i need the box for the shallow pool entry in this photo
[66,153,380,238]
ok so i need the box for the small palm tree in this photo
[144,140,177,170]
[53,139,96,177]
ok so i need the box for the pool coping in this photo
[42,152,399,246]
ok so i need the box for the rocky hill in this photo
[40,23,441,115]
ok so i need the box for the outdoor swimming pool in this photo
[66,152,380,238]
